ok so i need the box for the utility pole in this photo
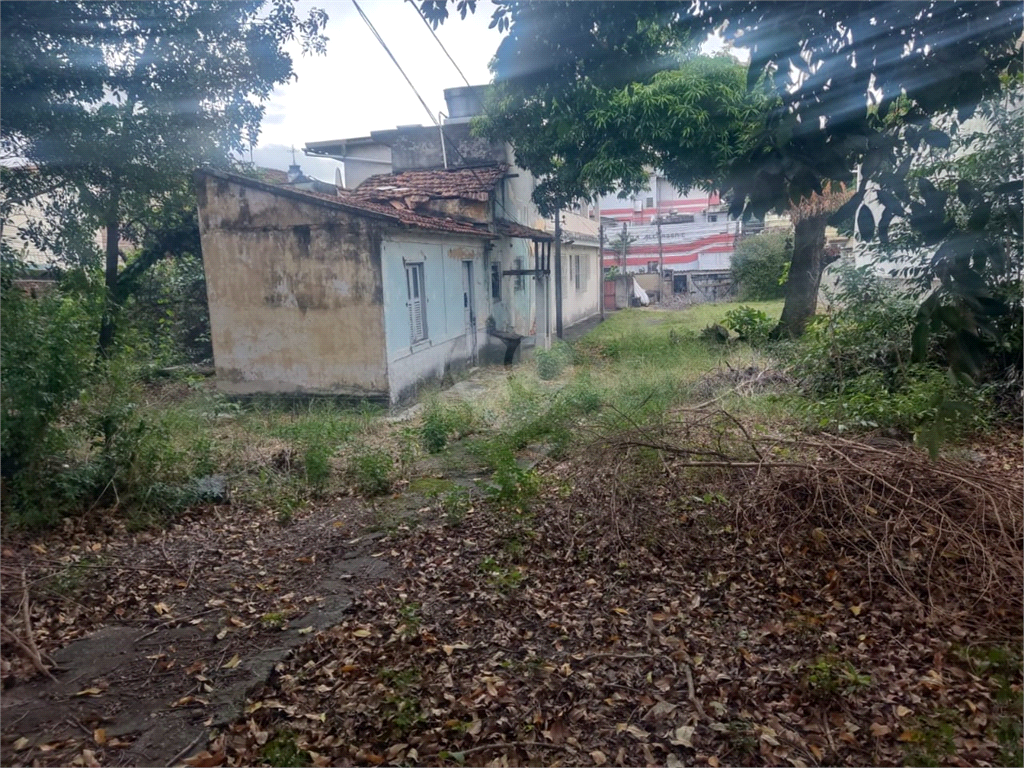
[620,222,628,273]
[554,209,563,339]
[598,221,605,320]
[656,218,664,304]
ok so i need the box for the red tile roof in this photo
[354,165,508,205]
[196,168,493,238]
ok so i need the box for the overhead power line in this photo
[351,0,439,128]
[408,0,473,88]
[350,0,517,221]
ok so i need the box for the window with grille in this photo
[575,254,581,291]
[406,262,427,343]
[490,262,501,301]
[514,258,525,290]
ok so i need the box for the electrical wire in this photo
[351,0,519,223]
[351,0,439,128]
[408,0,473,88]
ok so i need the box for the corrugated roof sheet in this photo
[354,165,508,205]
[196,168,493,238]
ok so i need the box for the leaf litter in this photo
[209,421,1022,767]
[3,410,1020,766]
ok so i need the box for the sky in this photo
[253,0,507,180]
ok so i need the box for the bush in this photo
[1,279,100,479]
[350,449,394,496]
[731,230,792,301]
[535,341,572,380]
[420,397,476,453]
[722,306,774,345]
[787,265,993,442]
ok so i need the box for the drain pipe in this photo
[438,111,448,169]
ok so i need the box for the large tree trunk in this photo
[772,215,828,339]
[97,204,120,357]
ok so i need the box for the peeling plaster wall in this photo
[382,236,488,404]
[196,176,388,398]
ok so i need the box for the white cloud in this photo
[256,0,504,167]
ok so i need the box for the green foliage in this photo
[350,449,394,497]
[420,397,477,453]
[302,444,332,488]
[0,279,100,479]
[1,1,328,350]
[535,341,572,380]
[478,555,525,590]
[731,231,793,301]
[804,656,872,700]
[788,265,993,443]
[721,306,774,345]
[879,88,1023,392]
[120,250,211,366]
[260,731,311,768]
[439,488,472,528]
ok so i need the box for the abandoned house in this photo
[195,87,602,404]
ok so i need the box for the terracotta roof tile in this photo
[354,165,508,205]
[196,168,493,238]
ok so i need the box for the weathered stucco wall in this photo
[557,243,602,328]
[196,175,389,398]
[381,236,488,404]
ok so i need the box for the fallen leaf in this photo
[870,723,891,737]
[82,749,101,767]
[896,705,912,718]
[297,626,314,635]
[13,737,30,751]
[625,724,650,741]
[590,750,607,766]
[670,725,695,748]
[93,729,106,745]
[75,688,104,697]
[667,756,684,768]
[352,629,372,638]
[152,602,171,615]
[222,654,241,669]
[644,700,677,720]
[183,750,226,767]
[708,757,720,767]
[850,603,863,616]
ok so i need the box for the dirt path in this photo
[1,499,392,766]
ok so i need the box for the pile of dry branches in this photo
[584,410,1023,639]
[736,436,1023,637]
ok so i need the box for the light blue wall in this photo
[485,235,535,337]
[381,237,486,402]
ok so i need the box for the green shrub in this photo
[420,397,476,453]
[350,449,393,496]
[1,279,100,480]
[722,306,774,345]
[303,443,332,487]
[535,341,572,380]
[787,265,993,443]
[731,230,792,301]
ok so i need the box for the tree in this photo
[883,86,1023,387]
[421,1,1022,338]
[0,1,328,353]
[731,230,792,302]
